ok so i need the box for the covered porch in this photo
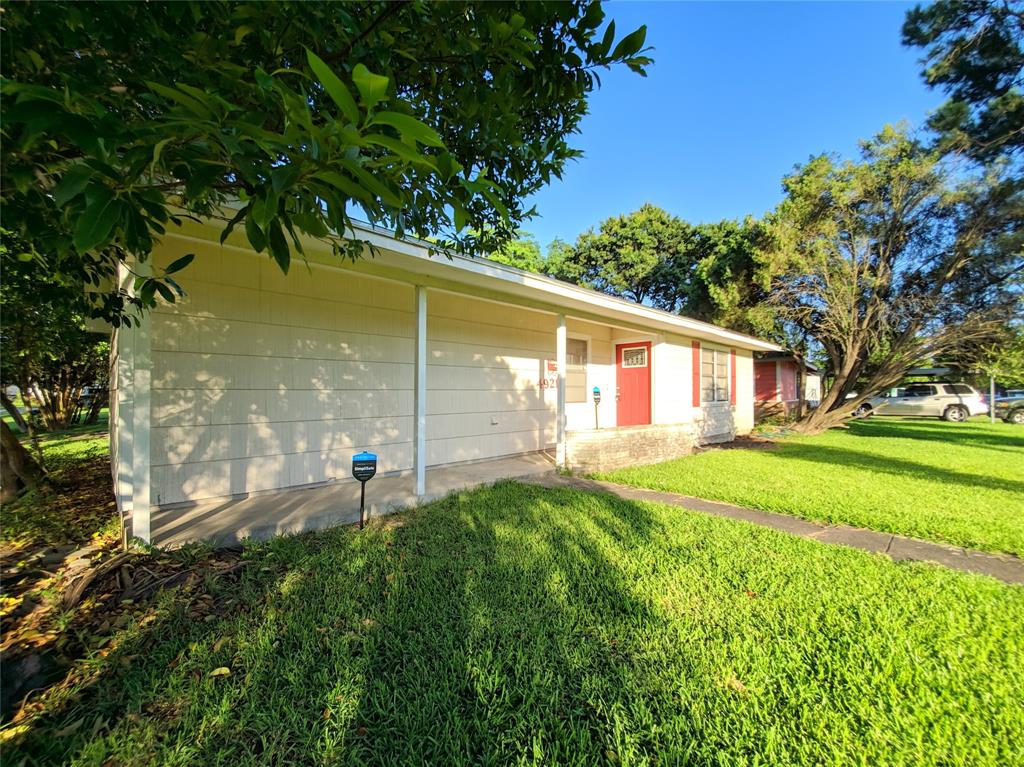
[147,451,554,548]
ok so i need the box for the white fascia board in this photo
[176,212,780,353]
[346,222,781,352]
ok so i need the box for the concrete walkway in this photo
[525,475,1024,586]
[150,452,555,548]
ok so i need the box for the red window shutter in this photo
[729,349,737,406]
[691,341,701,407]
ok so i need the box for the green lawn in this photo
[599,418,1024,557]
[6,482,1023,766]
[1,408,109,442]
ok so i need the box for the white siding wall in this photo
[149,240,416,506]
[425,293,556,465]
[565,319,615,430]
[733,349,755,434]
[653,334,693,425]
[140,232,762,507]
[111,324,135,512]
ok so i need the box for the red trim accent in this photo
[729,349,737,406]
[691,341,701,407]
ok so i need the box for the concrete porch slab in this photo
[148,452,555,549]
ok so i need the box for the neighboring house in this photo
[753,352,821,421]
[111,217,779,543]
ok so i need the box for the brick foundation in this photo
[565,423,697,474]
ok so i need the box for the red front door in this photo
[616,342,651,426]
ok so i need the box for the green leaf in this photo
[267,220,290,274]
[73,187,121,253]
[165,253,195,274]
[155,281,176,303]
[145,81,213,119]
[53,165,94,207]
[139,279,158,306]
[270,163,302,193]
[611,26,647,60]
[254,67,274,90]
[600,20,616,58]
[220,205,248,244]
[342,162,404,207]
[369,112,444,148]
[352,63,389,111]
[305,49,358,124]
[245,214,267,253]
[150,137,173,171]
[453,203,468,233]
[364,134,438,168]
[234,25,254,46]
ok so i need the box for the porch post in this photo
[414,286,427,497]
[556,314,567,468]
[130,267,152,544]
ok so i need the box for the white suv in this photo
[858,383,988,422]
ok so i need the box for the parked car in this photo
[856,383,988,422]
[994,394,1024,425]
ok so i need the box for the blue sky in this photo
[522,1,944,249]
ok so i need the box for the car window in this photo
[946,384,973,395]
[905,384,936,397]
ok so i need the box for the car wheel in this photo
[1009,409,1024,425]
[855,404,872,417]
[943,405,968,422]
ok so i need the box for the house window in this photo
[566,338,588,403]
[621,346,647,368]
[701,347,729,403]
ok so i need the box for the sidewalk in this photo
[524,475,1024,586]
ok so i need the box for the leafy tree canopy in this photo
[545,204,765,331]
[487,232,545,272]
[904,0,1024,161]
[980,324,1024,387]
[552,203,690,305]
[758,125,1023,431]
[1,1,651,324]
[0,231,110,433]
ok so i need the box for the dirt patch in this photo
[696,435,781,453]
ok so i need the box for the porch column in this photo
[556,314,567,468]
[130,267,152,544]
[414,286,427,497]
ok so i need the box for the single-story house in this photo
[111,217,779,543]
[753,352,821,421]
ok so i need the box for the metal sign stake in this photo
[351,451,378,530]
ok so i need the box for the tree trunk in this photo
[794,357,806,421]
[1,419,46,501]
[84,392,104,425]
[0,391,28,432]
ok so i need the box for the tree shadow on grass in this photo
[10,481,1023,766]
[848,418,1024,452]
[767,442,1024,496]
[9,482,733,766]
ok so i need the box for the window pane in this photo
[622,347,647,368]
[567,338,588,367]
